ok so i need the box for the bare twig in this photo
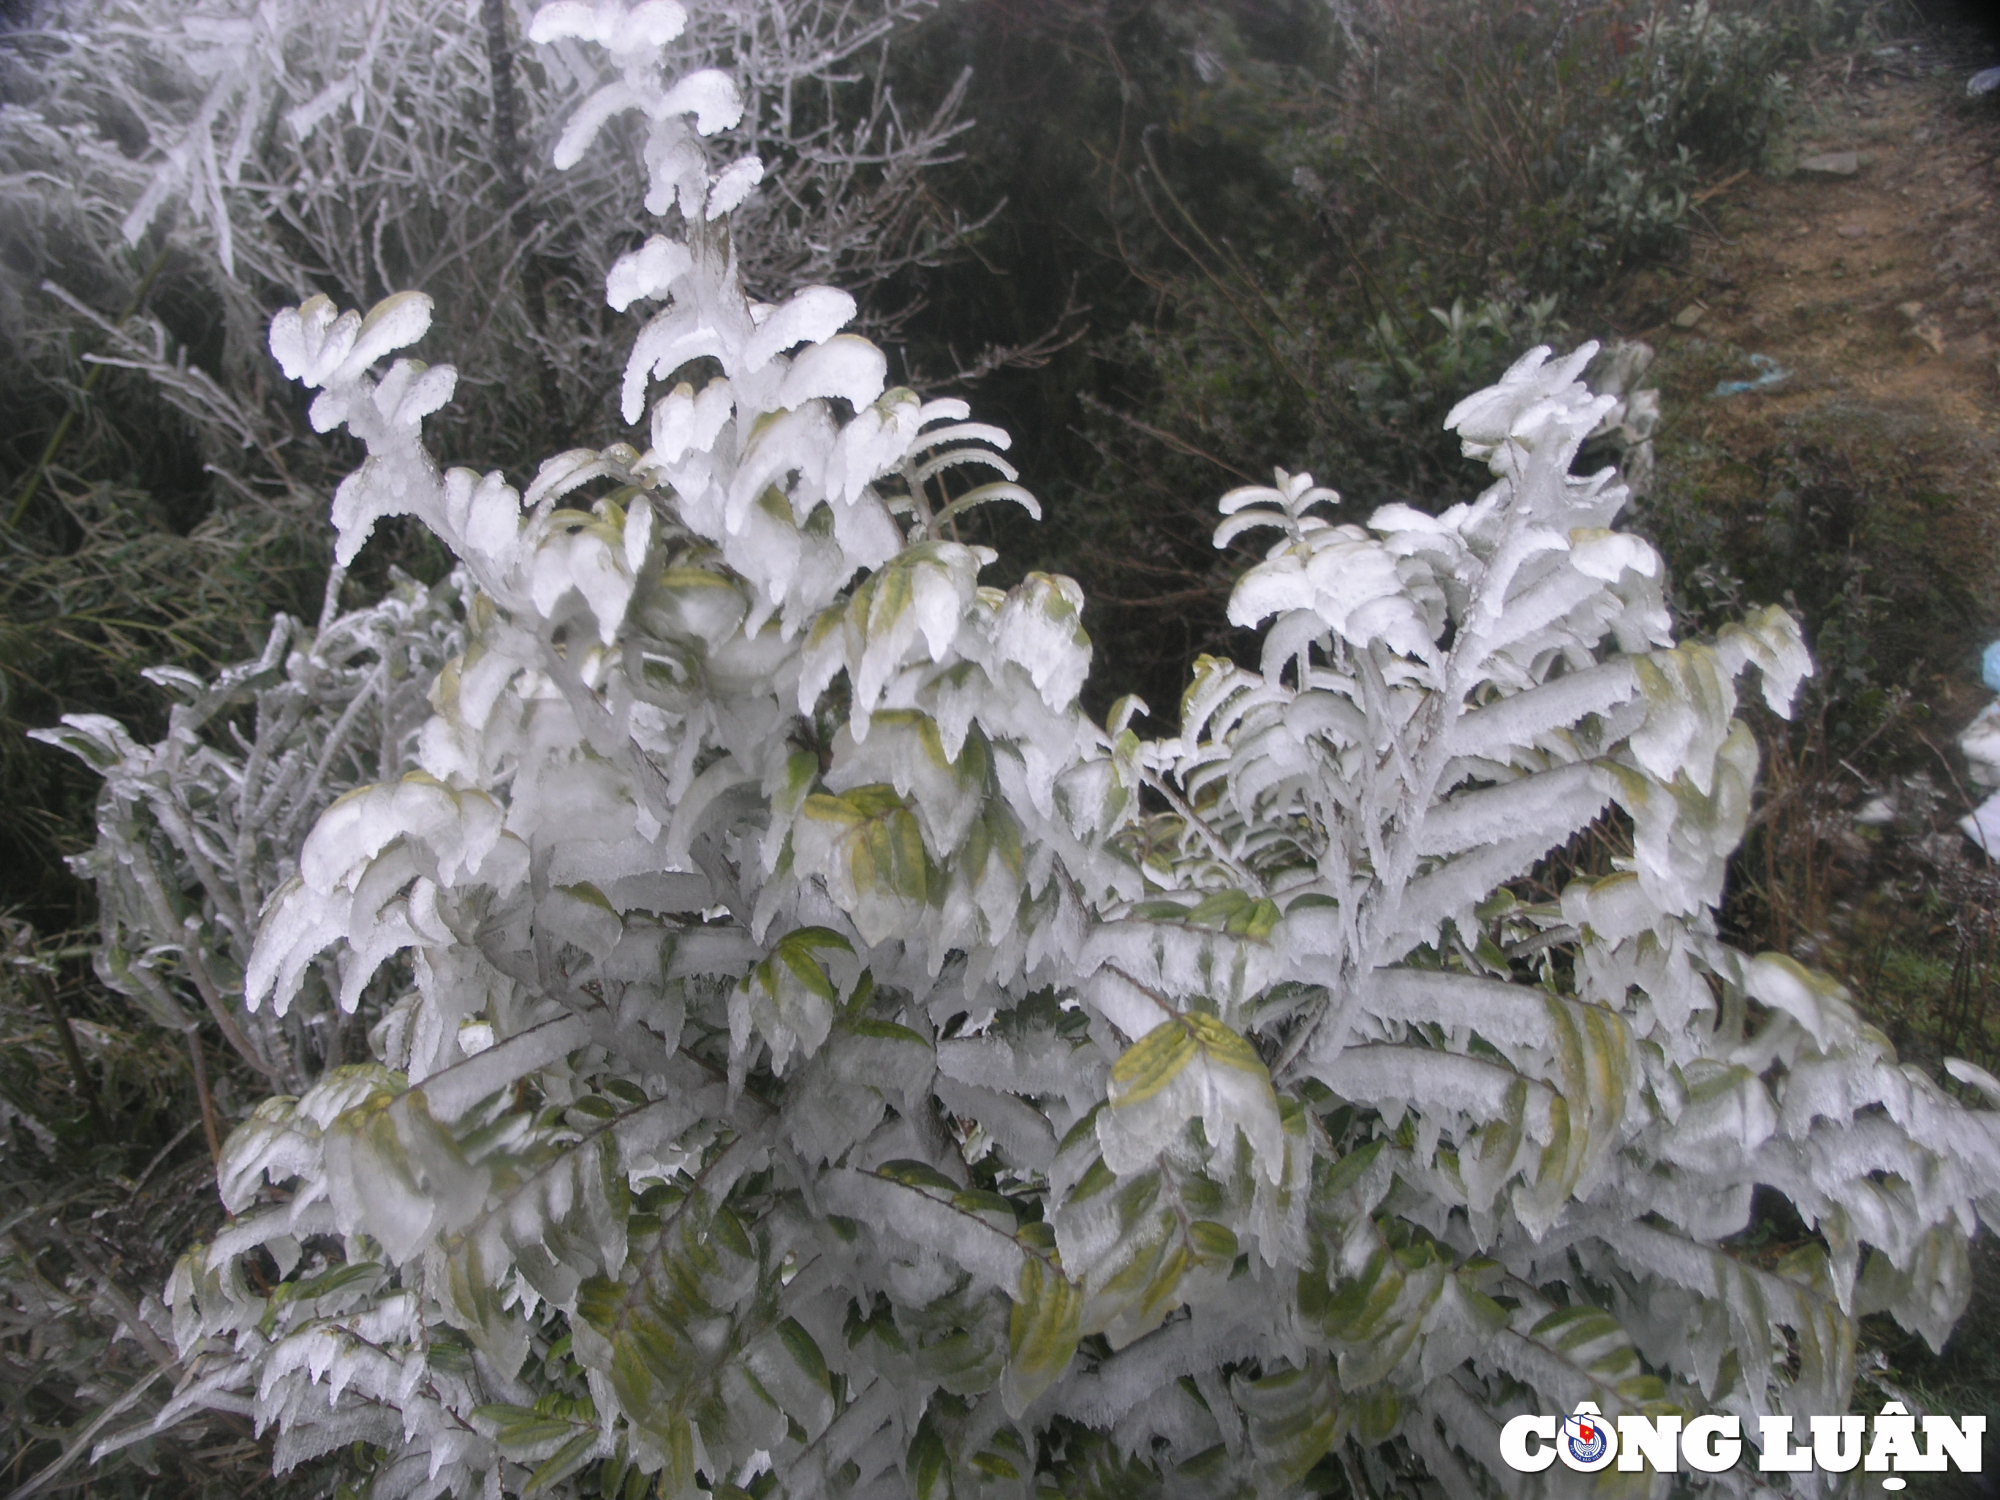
[1076,392,1260,483]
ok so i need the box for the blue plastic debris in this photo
[1711,353,1792,398]
[1981,639,2000,693]
[1971,66,2000,98]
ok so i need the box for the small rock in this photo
[1673,304,1706,329]
[1837,223,1869,239]
[1899,303,1947,354]
[1799,150,1861,175]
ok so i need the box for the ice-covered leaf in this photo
[742,285,857,372]
[604,234,694,312]
[1098,1012,1284,1184]
[334,292,434,382]
[792,787,932,946]
[1003,1255,1080,1417]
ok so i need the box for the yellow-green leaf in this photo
[1003,1254,1081,1417]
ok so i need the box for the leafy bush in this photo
[37,3,2000,1497]
[1289,0,1816,296]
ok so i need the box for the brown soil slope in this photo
[1615,40,2000,733]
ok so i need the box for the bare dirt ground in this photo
[1611,35,2000,726]
[1696,48,2000,424]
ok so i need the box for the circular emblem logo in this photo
[1564,1415,1607,1462]
[1558,1408,1616,1471]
